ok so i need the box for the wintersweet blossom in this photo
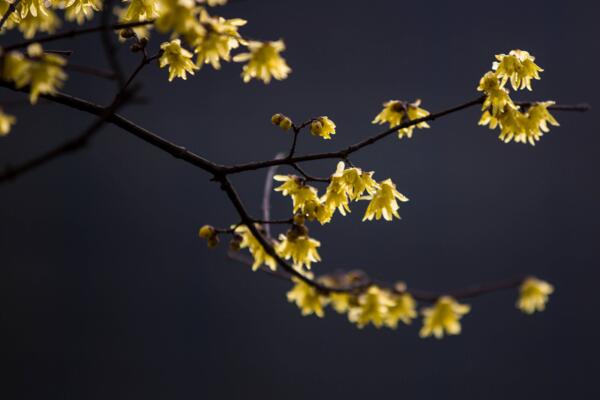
[385,293,417,328]
[273,175,320,214]
[234,225,277,271]
[493,49,543,91]
[517,277,554,314]
[233,40,291,83]
[419,296,470,339]
[477,71,514,116]
[348,286,395,328]
[362,179,409,221]
[0,108,16,136]
[193,8,246,69]
[372,99,430,138]
[8,44,68,104]
[287,276,326,317]
[62,0,102,25]
[310,116,336,139]
[276,233,321,270]
[159,39,199,81]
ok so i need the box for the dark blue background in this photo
[1,0,599,398]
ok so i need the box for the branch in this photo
[2,20,155,52]
[222,99,590,174]
[0,87,138,184]
[0,82,223,175]
[100,0,126,88]
[0,0,20,30]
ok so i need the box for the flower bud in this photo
[207,236,220,248]
[271,113,292,131]
[199,225,216,239]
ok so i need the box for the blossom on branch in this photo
[159,39,199,81]
[233,40,291,83]
[517,277,554,314]
[372,99,430,139]
[362,178,409,221]
[419,296,470,339]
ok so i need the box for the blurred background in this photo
[1,0,599,398]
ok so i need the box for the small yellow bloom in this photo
[328,292,352,314]
[276,233,321,270]
[159,39,199,81]
[273,175,320,214]
[493,49,543,91]
[310,116,336,139]
[362,179,408,221]
[0,108,16,136]
[8,44,68,104]
[233,40,291,83]
[11,5,61,38]
[193,9,246,69]
[122,0,161,21]
[330,161,378,201]
[477,71,514,116]
[372,99,430,138]
[154,0,204,40]
[348,286,395,328]
[62,0,102,25]
[419,296,470,339]
[287,277,326,317]
[385,293,417,328]
[517,277,554,314]
[234,225,278,271]
[303,199,335,225]
[321,178,351,217]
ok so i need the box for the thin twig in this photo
[0,87,137,184]
[0,0,20,30]
[100,0,126,88]
[3,20,155,52]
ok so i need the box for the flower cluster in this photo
[0,1,290,84]
[477,50,559,145]
[275,161,407,227]
[372,99,430,139]
[114,0,291,83]
[281,274,554,338]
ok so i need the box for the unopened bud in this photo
[199,225,216,239]
[120,28,135,39]
[271,113,292,131]
[207,236,220,248]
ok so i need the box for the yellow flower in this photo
[287,277,326,318]
[154,0,204,40]
[372,99,430,138]
[493,49,543,91]
[362,178,408,221]
[310,116,336,139]
[276,233,321,270]
[18,7,61,38]
[328,292,352,314]
[517,277,554,314]
[419,296,470,339]
[8,44,68,104]
[159,39,199,81]
[234,225,278,271]
[122,0,161,21]
[481,102,559,146]
[193,8,246,69]
[321,178,351,217]
[233,40,291,83]
[273,175,320,214]
[477,71,514,116]
[348,286,395,328]
[303,199,335,225]
[63,0,102,25]
[0,108,16,136]
[525,101,559,140]
[385,293,417,328]
[331,161,378,201]
[16,0,48,19]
